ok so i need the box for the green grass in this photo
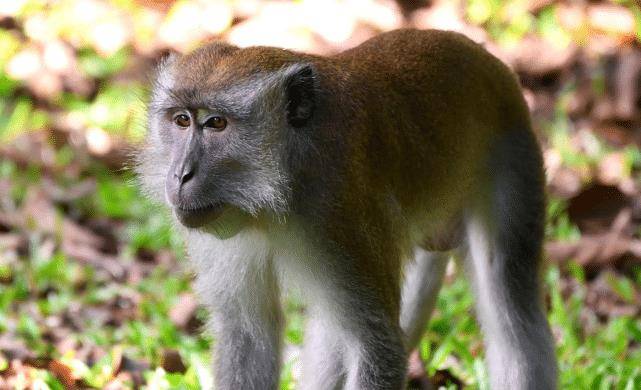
[6,251,641,388]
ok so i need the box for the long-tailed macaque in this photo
[137,28,558,389]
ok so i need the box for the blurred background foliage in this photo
[0,0,640,389]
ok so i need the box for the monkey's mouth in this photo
[174,202,225,228]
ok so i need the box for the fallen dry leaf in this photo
[160,349,186,374]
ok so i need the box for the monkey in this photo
[137,28,558,389]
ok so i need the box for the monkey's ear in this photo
[284,64,316,128]
[157,50,180,68]
[153,50,180,90]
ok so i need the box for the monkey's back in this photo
[335,28,529,127]
[330,29,534,232]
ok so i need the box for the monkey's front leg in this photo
[189,235,283,390]
[341,294,406,389]
[298,249,407,390]
[303,290,407,390]
[210,301,282,390]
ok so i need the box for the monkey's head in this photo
[137,43,318,232]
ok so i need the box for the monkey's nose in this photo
[174,163,195,186]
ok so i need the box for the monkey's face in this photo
[160,107,247,228]
[138,46,317,231]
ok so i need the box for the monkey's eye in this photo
[204,116,227,131]
[173,114,191,128]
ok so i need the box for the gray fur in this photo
[188,229,283,389]
[300,314,346,390]
[268,221,408,390]
[463,129,557,389]
[400,249,449,351]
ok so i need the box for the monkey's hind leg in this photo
[464,130,557,390]
[400,248,449,351]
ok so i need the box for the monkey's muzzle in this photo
[174,202,225,228]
